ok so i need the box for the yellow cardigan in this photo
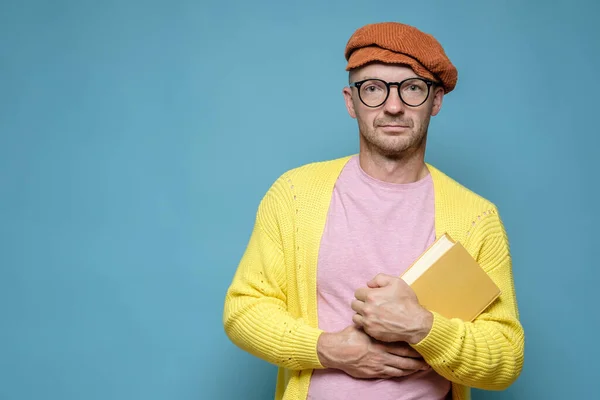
[223,156,525,400]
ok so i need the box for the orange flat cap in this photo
[345,22,458,93]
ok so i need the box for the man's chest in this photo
[315,188,436,300]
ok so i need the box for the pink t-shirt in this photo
[307,156,451,400]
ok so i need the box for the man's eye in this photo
[365,85,383,92]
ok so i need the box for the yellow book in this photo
[400,233,501,322]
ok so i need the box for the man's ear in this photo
[343,87,357,119]
[430,86,445,116]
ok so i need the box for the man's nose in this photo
[383,86,405,114]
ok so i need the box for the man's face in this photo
[343,63,444,158]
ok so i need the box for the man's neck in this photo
[358,149,429,184]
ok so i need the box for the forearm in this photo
[224,292,324,370]
[411,311,524,390]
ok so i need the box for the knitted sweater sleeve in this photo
[411,210,525,390]
[223,180,324,371]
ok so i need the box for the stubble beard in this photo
[359,116,431,159]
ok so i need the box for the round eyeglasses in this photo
[350,78,435,108]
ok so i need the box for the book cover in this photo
[400,233,501,321]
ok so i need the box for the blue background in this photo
[1,0,598,399]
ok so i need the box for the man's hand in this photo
[351,273,434,344]
[317,325,430,379]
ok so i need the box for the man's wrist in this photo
[316,332,337,368]
[408,308,434,344]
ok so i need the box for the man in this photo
[223,22,524,400]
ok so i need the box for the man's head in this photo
[342,22,457,158]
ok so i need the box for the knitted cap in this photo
[345,22,458,93]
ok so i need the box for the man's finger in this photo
[351,299,365,315]
[352,313,364,327]
[385,354,430,372]
[354,287,368,301]
[367,273,394,288]
[381,366,419,378]
[384,342,423,359]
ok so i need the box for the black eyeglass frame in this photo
[349,78,436,108]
